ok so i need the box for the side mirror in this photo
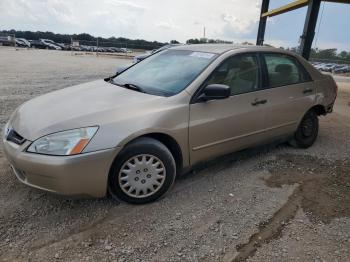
[198,84,230,102]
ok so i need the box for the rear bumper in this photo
[3,138,119,198]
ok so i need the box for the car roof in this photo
[171,44,290,55]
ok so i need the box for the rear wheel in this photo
[289,109,318,148]
[108,137,176,204]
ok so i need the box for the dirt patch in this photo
[264,154,350,223]
[233,154,350,261]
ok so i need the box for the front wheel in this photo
[108,137,176,204]
[289,109,319,148]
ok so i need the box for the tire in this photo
[108,137,176,204]
[289,109,319,148]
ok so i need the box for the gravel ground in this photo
[0,47,349,262]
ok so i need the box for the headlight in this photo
[27,127,98,156]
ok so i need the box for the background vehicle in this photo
[333,65,350,74]
[39,39,62,50]
[115,64,133,75]
[15,38,30,47]
[106,47,116,53]
[71,45,82,51]
[110,47,122,52]
[133,51,152,63]
[312,62,350,74]
[120,47,132,53]
[96,47,106,52]
[320,63,336,72]
[55,43,70,50]
[29,40,47,49]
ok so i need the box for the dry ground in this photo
[0,47,349,262]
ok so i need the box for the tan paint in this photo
[2,44,337,197]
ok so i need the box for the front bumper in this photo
[3,138,119,198]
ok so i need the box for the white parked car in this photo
[40,39,62,50]
[120,48,132,53]
[15,38,31,48]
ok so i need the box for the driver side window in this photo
[207,54,259,96]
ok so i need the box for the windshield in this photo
[112,50,217,96]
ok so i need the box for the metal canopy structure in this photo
[256,0,350,60]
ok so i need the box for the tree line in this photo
[310,48,350,63]
[283,47,350,63]
[186,38,234,44]
[1,29,166,50]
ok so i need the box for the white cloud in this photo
[1,0,347,50]
[106,0,147,11]
[155,20,180,30]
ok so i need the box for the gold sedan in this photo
[3,44,337,204]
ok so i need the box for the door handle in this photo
[303,88,313,94]
[251,99,267,106]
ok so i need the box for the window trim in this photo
[191,52,263,104]
[260,52,313,90]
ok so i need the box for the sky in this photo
[0,0,349,51]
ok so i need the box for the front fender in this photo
[83,104,190,168]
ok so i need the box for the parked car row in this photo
[0,36,133,53]
[70,45,132,53]
[311,61,350,74]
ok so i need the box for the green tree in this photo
[186,38,200,44]
[317,48,337,59]
[339,51,349,59]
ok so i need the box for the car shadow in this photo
[178,140,289,182]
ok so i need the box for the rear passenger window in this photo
[264,54,310,88]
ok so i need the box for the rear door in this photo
[189,53,268,165]
[259,52,316,138]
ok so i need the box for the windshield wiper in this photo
[124,83,143,91]
[117,83,146,93]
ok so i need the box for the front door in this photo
[189,53,268,165]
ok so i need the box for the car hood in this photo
[10,79,163,141]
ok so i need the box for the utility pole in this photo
[96,37,99,56]
[70,37,73,56]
